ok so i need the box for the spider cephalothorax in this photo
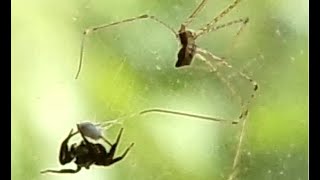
[41,126,134,174]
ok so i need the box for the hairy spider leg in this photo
[231,111,248,170]
[227,56,260,80]
[195,17,249,39]
[195,48,258,123]
[195,0,244,38]
[227,104,249,180]
[75,14,177,79]
[192,0,249,58]
[40,166,81,174]
[196,47,258,179]
[195,17,250,58]
[183,0,208,26]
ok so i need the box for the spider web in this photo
[71,0,268,179]
[10,0,308,179]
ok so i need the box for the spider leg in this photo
[231,113,248,170]
[195,0,243,38]
[196,48,256,179]
[195,48,238,100]
[106,143,135,166]
[107,128,124,158]
[195,17,249,39]
[195,17,249,58]
[183,0,208,26]
[227,56,259,80]
[140,108,232,123]
[75,14,177,79]
[101,136,113,147]
[227,166,240,180]
[228,89,251,180]
[40,166,81,174]
[195,47,258,123]
[59,129,78,165]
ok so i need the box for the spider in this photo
[74,0,258,123]
[40,125,134,174]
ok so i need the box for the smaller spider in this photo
[40,125,134,174]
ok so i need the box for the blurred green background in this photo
[12,0,308,179]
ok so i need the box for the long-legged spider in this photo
[40,126,134,174]
[74,0,258,124]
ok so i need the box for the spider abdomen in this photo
[176,30,196,67]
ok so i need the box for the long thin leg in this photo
[232,113,247,169]
[140,108,234,123]
[107,128,124,158]
[195,48,255,180]
[196,48,232,68]
[40,166,81,174]
[227,56,259,80]
[227,102,249,180]
[227,166,240,180]
[195,17,249,39]
[196,0,243,38]
[199,17,250,56]
[229,18,249,49]
[197,47,258,102]
[75,14,177,79]
[198,48,257,121]
[195,47,258,122]
[100,128,135,166]
[195,48,242,115]
[106,143,134,165]
[101,136,113,147]
[183,0,208,26]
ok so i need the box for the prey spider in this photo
[75,0,258,123]
[40,125,134,174]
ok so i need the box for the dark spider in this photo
[41,126,134,174]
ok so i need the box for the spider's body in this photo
[41,127,134,174]
[61,140,106,168]
[176,25,197,67]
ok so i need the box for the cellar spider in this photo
[75,0,259,123]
